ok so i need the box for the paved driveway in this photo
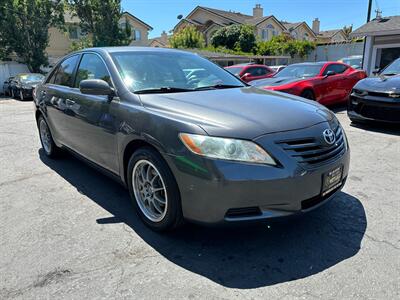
[0,97,399,299]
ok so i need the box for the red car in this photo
[225,64,275,82]
[251,62,367,105]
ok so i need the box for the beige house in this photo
[172,5,350,46]
[311,18,348,44]
[46,11,152,64]
[173,5,320,45]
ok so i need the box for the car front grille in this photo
[353,101,400,122]
[276,124,345,167]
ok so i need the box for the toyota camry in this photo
[34,47,350,231]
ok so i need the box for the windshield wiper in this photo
[134,87,194,94]
[194,84,244,91]
[381,73,398,76]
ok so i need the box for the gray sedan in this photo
[34,47,349,231]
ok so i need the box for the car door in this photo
[66,52,119,173]
[39,55,80,146]
[320,64,344,104]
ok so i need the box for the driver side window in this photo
[323,64,348,75]
[74,53,112,88]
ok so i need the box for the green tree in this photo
[170,25,205,49]
[69,36,93,52]
[211,24,256,53]
[256,34,315,58]
[0,0,65,72]
[67,0,131,47]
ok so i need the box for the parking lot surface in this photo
[0,97,399,299]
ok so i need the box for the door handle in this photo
[66,99,75,106]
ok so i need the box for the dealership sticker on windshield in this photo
[322,166,343,196]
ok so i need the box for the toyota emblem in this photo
[323,129,336,145]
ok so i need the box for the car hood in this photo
[22,81,42,88]
[355,74,400,93]
[139,86,334,139]
[250,76,306,87]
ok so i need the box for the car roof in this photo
[226,64,269,68]
[76,46,196,56]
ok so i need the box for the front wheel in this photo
[19,90,24,101]
[127,147,183,231]
[301,89,315,100]
[11,89,15,99]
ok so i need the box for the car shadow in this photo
[39,149,367,289]
[350,121,400,136]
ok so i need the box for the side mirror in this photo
[372,68,381,75]
[324,70,336,77]
[241,73,251,80]
[79,79,114,97]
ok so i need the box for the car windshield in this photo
[225,67,243,76]
[19,74,44,83]
[274,64,322,78]
[342,58,362,67]
[381,58,400,76]
[111,51,245,93]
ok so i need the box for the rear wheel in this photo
[37,115,61,158]
[301,89,315,100]
[127,147,183,231]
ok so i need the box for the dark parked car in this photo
[10,73,44,100]
[2,77,14,96]
[225,64,275,82]
[348,57,400,124]
[251,62,367,105]
[35,47,350,231]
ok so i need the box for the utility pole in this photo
[367,0,373,22]
[362,0,373,70]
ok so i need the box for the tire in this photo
[19,90,24,101]
[301,89,315,100]
[127,147,183,231]
[37,115,61,158]
[11,89,15,99]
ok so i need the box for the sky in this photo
[121,0,400,38]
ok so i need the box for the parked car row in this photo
[2,73,44,100]
[225,58,399,125]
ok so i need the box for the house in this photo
[310,17,348,44]
[351,15,400,75]
[46,11,152,64]
[148,31,170,47]
[172,4,347,46]
[173,4,317,45]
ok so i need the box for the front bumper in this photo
[20,88,33,98]
[165,122,350,224]
[348,92,400,124]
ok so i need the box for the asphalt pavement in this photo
[0,97,399,299]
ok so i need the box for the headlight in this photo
[21,85,31,89]
[179,133,277,165]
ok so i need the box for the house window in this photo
[68,26,80,40]
[291,31,298,39]
[134,29,142,41]
[303,33,309,41]
[263,24,276,40]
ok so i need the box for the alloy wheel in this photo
[39,119,52,154]
[132,159,168,222]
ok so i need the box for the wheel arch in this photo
[300,87,316,100]
[122,138,163,186]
